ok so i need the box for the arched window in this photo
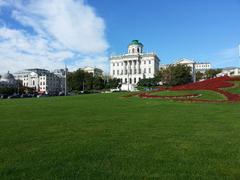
[137,48,139,53]
[132,48,134,53]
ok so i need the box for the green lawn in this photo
[224,81,240,94]
[1,94,240,179]
[151,90,226,100]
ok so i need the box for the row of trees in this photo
[138,64,223,87]
[196,69,222,81]
[138,64,193,87]
[67,69,120,92]
[0,86,35,95]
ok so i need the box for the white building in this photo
[83,67,103,77]
[14,68,66,94]
[0,71,18,88]
[175,58,211,73]
[110,40,160,91]
[160,58,211,73]
[217,67,240,77]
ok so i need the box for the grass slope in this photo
[0,94,240,179]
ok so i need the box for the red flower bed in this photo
[139,92,200,99]
[135,76,240,103]
[170,77,234,91]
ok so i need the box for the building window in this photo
[32,80,35,86]
[125,78,127,83]
[121,70,123,75]
[130,69,132,74]
[149,68,151,73]
[139,77,141,81]
[130,78,132,84]
[113,70,115,75]
[117,70,119,75]
[132,49,134,53]
[134,78,136,83]
[113,63,115,66]
[144,68,146,73]
[149,60,151,64]
[117,63,119,66]
[144,61,146,64]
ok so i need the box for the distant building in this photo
[82,67,103,77]
[14,68,66,94]
[217,67,240,77]
[0,71,18,88]
[160,58,211,73]
[175,58,211,73]
[159,64,169,70]
[110,40,160,91]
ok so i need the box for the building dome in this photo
[128,40,143,47]
[0,71,15,83]
[128,40,144,54]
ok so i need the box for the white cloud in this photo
[0,0,109,73]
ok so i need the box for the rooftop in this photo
[128,40,143,47]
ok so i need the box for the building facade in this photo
[175,58,211,73]
[0,71,18,88]
[217,67,240,77]
[160,58,211,73]
[83,67,103,77]
[110,40,160,91]
[14,68,66,94]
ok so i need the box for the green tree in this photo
[67,68,105,92]
[205,69,222,79]
[106,78,120,89]
[158,64,192,86]
[196,71,204,81]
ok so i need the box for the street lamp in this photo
[64,65,68,96]
[193,62,196,83]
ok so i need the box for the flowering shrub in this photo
[136,76,240,102]
[139,93,200,99]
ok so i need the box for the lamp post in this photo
[238,44,240,67]
[193,62,196,83]
[64,65,67,96]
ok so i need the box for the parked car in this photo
[0,94,8,99]
[20,94,32,98]
[37,94,49,98]
[58,92,65,96]
[8,94,20,99]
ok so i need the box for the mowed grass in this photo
[151,90,226,100]
[0,93,240,179]
[224,81,240,94]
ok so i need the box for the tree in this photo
[137,78,159,87]
[205,69,222,79]
[196,71,204,81]
[106,78,120,89]
[67,68,105,92]
[158,64,192,86]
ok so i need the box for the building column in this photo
[136,60,139,74]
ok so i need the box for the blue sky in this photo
[89,0,240,67]
[0,0,239,73]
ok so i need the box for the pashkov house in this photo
[110,40,160,91]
